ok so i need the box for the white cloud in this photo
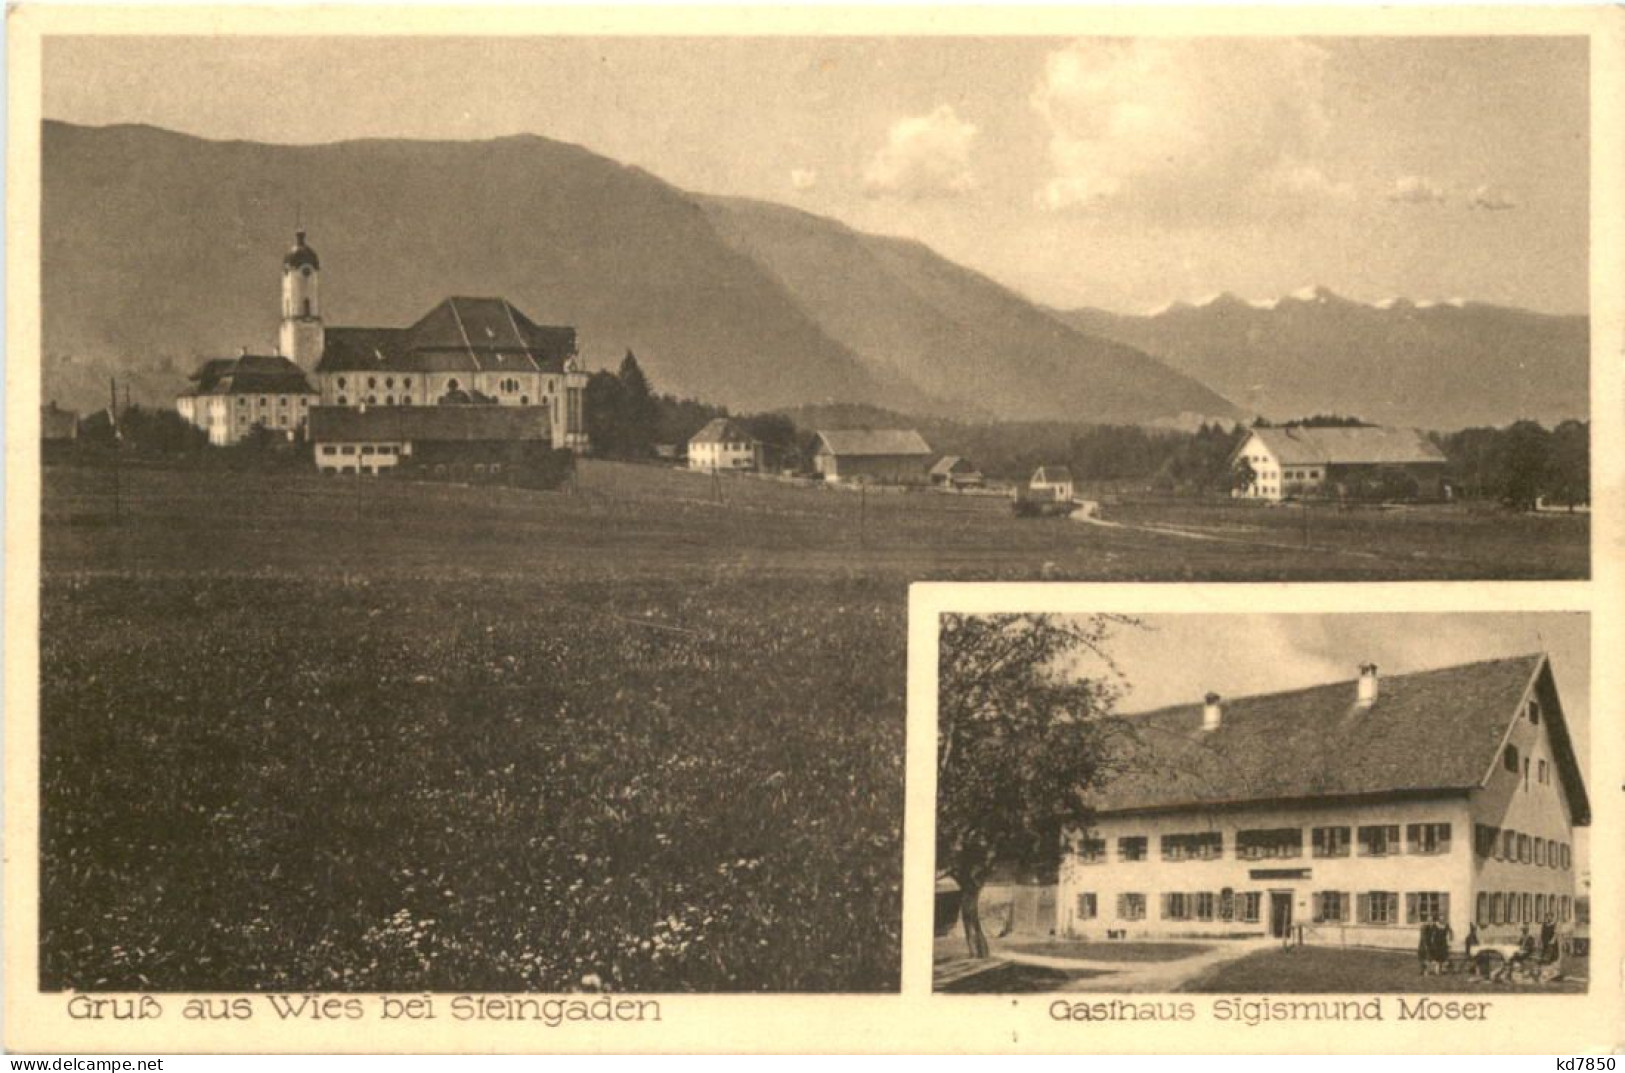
[861,105,978,199]
[789,167,819,192]
[1030,39,1346,218]
[1468,184,1519,211]
[1386,175,1449,204]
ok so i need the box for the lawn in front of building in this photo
[937,962,1113,994]
[1004,940,1216,963]
[1182,945,1588,994]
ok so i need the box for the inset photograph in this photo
[934,612,1590,995]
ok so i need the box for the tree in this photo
[583,370,627,456]
[1229,456,1258,496]
[1489,420,1551,511]
[617,351,659,458]
[936,613,1131,959]
[1544,419,1589,510]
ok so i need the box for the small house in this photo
[41,402,79,444]
[812,429,933,485]
[687,418,762,473]
[930,456,984,489]
[1028,465,1075,503]
[308,404,553,478]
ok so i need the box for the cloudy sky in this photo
[1064,612,1589,761]
[45,35,1588,314]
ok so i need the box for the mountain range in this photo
[40,121,1586,432]
[1057,287,1587,430]
[41,120,1233,426]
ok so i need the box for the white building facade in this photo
[687,418,762,472]
[1231,425,1448,502]
[1058,656,1587,950]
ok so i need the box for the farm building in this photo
[1230,426,1448,502]
[930,456,985,489]
[308,404,554,479]
[1028,465,1075,502]
[175,351,319,447]
[1057,655,1588,951]
[688,418,762,473]
[180,230,589,452]
[41,402,79,444]
[812,429,933,485]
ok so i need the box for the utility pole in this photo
[109,375,122,526]
[859,481,867,548]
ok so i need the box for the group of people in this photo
[1420,918,1568,983]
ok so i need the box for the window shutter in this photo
[1357,892,1369,924]
[1405,892,1418,924]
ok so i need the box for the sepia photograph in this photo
[933,611,1591,997]
[6,8,1615,1054]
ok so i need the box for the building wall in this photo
[1468,672,1581,942]
[1032,479,1075,502]
[689,440,760,471]
[318,370,585,451]
[816,452,931,485]
[178,392,315,447]
[314,438,409,475]
[1058,796,1478,949]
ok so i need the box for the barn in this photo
[812,429,933,485]
[308,404,557,482]
[1230,425,1449,502]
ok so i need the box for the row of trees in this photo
[1432,420,1589,511]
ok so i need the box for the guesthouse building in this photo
[1057,655,1589,950]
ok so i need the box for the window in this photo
[1502,829,1517,859]
[1517,833,1530,863]
[447,379,460,392]
[1162,832,1222,861]
[1534,838,1546,866]
[337,377,348,389]
[1117,836,1148,862]
[238,397,248,407]
[1076,893,1097,921]
[1358,825,1400,857]
[1117,893,1146,921]
[302,298,312,316]
[520,395,530,406]
[1312,826,1351,858]
[1239,892,1262,924]
[361,446,375,456]
[1406,823,1451,855]
[1491,892,1505,925]
[1477,892,1490,927]
[1524,758,1531,791]
[385,395,394,406]
[1527,699,1541,724]
[1474,824,1499,858]
[1538,759,1549,785]
[341,446,355,456]
[367,377,377,389]
[1358,892,1400,925]
[279,397,289,407]
[385,377,395,389]
[1313,891,1350,924]
[366,395,377,405]
[1535,894,1546,921]
[1561,843,1571,870]
[1406,892,1449,925]
[1521,892,1532,923]
[300,398,308,406]
[321,446,337,456]
[1162,893,1191,921]
[1194,892,1215,921]
[404,378,413,388]
[1237,828,1303,860]
[1504,744,1519,772]
[1075,838,1106,864]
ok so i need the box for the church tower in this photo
[279,229,325,368]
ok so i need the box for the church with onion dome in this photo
[176,229,590,453]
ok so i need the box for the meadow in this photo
[38,460,1587,993]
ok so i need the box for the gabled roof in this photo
[688,417,757,446]
[931,456,979,476]
[181,354,318,397]
[1032,465,1073,483]
[316,298,577,375]
[1236,426,1447,467]
[814,429,931,457]
[308,404,552,443]
[41,403,78,440]
[1087,654,1589,825]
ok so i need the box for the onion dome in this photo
[283,229,320,271]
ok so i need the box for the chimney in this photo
[1202,692,1223,731]
[1357,663,1380,706]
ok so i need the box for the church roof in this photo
[181,353,318,397]
[283,230,320,271]
[317,298,577,375]
[1084,654,1589,825]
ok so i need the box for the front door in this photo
[1269,892,1293,939]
